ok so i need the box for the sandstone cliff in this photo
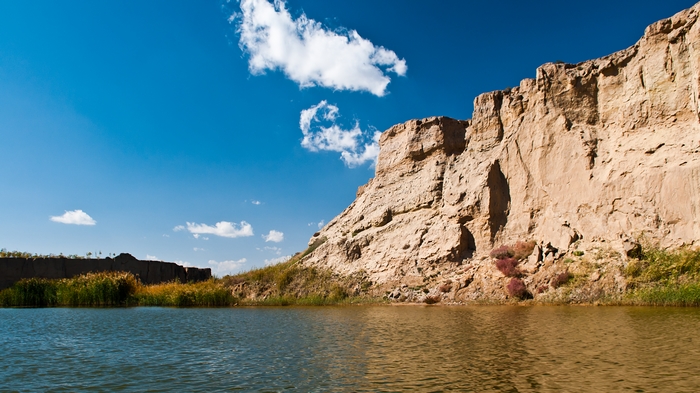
[302,3,700,302]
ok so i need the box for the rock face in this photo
[302,3,700,301]
[0,253,212,290]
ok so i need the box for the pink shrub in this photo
[507,278,528,298]
[495,258,520,277]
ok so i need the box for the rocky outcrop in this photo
[301,3,700,302]
[0,253,211,290]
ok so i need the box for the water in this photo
[1,306,699,392]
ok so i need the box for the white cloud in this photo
[193,234,200,239]
[173,225,185,232]
[145,254,160,261]
[208,258,247,276]
[259,246,282,255]
[264,255,291,266]
[251,200,261,205]
[193,247,205,252]
[186,221,254,239]
[50,210,96,226]
[317,219,325,229]
[162,234,170,238]
[263,230,284,243]
[300,101,380,167]
[235,0,407,96]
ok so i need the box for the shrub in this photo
[490,245,514,260]
[512,241,536,260]
[495,258,520,277]
[424,295,440,304]
[507,278,528,299]
[551,272,571,288]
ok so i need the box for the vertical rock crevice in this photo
[486,160,511,241]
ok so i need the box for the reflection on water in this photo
[1,306,699,392]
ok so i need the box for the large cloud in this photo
[235,0,406,96]
[50,210,96,226]
[300,100,380,167]
[186,221,254,238]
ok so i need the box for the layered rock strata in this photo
[302,3,700,302]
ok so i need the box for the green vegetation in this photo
[623,246,700,306]
[0,272,138,307]
[0,242,381,308]
[135,280,235,307]
[221,249,380,306]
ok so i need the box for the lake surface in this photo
[1,306,699,392]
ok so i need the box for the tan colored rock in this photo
[303,3,700,301]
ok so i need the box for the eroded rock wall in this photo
[302,3,700,301]
[0,253,212,290]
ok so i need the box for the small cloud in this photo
[193,247,205,252]
[208,258,247,276]
[162,234,170,238]
[173,225,185,232]
[145,254,160,261]
[50,210,96,226]
[173,260,193,267]
[300,101,380,167]
[317,220,325,229]
[264,255,291,266]
[193,234,200,239]
[235,0,406,96]
[251,200,262,205]
[186,221,254,239]
[263,230,284,243]
[261,246,282,255]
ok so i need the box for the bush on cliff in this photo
[495,258,521,277]
[507,278,528,299]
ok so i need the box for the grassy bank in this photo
[5,244,699,308]
[0,247,382,307]
[220,253,380,306]
[622,246,700,306]
[0,272,238,307]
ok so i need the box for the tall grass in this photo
[134,280,235,307]
[0,272,237,307]
[624,246,700,306]
[0,272,137,307]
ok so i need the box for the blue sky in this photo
[0,0,696,275]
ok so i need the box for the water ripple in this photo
[1,306,699,392]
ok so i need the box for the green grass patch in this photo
[628,283,700,306]
[623,246,700,306]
